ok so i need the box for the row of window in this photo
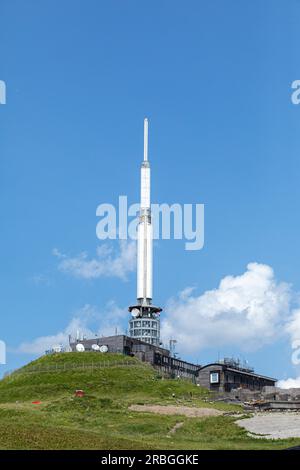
[142,337,159,345]
[172,359,198,371]
[154,354,198,373]
[130,320,159,329]
[130,329,158,337]
[225,374,271,385]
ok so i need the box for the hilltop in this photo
[0,352,299,450]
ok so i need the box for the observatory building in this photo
[128,118,162,346]
[197,358,276,392]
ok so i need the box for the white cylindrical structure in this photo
[140,164,150,208]
[137,222,144,299]
[137,219,153,301]
[137,118,153,304]
[129,118,161,346]
[144,117,148,161]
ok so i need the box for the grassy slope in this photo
[0,352,299,450]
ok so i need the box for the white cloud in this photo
[277,377,300,389]
[285,309,300,346]
[17,332,70,355]
[161,262,291,354]
[53,241,136,280]
[16,302,127,355]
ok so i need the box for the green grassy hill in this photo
[0,352,299,450]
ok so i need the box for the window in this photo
[142,329,151,336]
[210,371,220,384]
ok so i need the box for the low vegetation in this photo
[0,352,299,449]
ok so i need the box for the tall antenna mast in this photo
[144,118,148,161]
[128,118,162,346]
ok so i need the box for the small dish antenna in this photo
[91,344,100,351]
[76,343,85,352]
[99,345,108,353]
[131,308,140,318]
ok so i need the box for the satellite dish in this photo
[76,343,85,352]
[91,344,100,351]
[99,345,108,353]
[131,308,140,318]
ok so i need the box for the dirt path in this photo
[129,404,223,417]
[168,422,184,435]
[236,413,300,439]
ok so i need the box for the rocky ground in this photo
[236,413,300,439]
[129,404,223,417]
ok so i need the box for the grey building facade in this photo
[197,362,276,393]
[69,334,199,381]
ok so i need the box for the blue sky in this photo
[1,0,300,383]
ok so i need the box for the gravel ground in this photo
[236,413,300,439]
[129,404,222,417]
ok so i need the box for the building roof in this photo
[70,334,170,355]
[198,363,277,382]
